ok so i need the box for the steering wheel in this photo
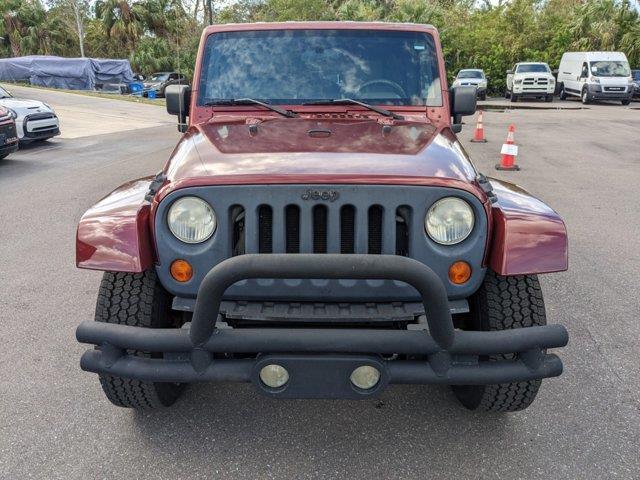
[356,79,407,99]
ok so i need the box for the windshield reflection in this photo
[198,29,442,107]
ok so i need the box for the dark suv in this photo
[75,22,568,413]
[143,72,188,98]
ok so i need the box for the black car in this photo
[0,108,19,160]
[632,70,640,98]
[143,72,188,98]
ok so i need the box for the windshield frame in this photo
[196,27,445,110]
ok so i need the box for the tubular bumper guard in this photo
[76,255,568,399]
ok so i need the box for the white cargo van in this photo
[558,52,633,105]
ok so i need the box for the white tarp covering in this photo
[0,56,134,90]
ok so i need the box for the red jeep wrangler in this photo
[75,22,568,412]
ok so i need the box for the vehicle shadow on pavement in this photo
[130,383,513,463]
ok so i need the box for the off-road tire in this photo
[95,270,185,409]
[452,270,546,412]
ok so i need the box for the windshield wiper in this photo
[303,98,404,120]
[204,98,298,118]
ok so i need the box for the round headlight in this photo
[425,197,474,245]
[167,196,216,244]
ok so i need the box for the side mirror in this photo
[166,85,191,133]
[506,70,514,75]
[449,86,477,133]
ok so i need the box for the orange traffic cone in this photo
[471,111,487,143]
[495,124,520,171]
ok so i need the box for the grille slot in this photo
[285,205,300,253]
[258,205,273,253]
[230,205,245,256]
[313,205,328,253]
[340,205,355,253]
[395,206,411,257]
[368,205,383,254]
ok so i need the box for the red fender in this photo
[488,177,568,276]
[76,177,155,272]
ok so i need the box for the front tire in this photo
[622,99,630,106]
[545,94,553,102]
[581,87,591,105]
[95,270,185,409]
[559,84,567,100]
[452,270,547,412]
[510,92,518,102]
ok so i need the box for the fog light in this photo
[350,365,380,390]
[259,364,289,389]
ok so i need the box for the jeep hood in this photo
[161,117,483,198]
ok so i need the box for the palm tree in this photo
[95,0,142,52]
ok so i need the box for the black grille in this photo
[340,205,355,254]
[285,205,300,253]
[367,205,383,254]
[313,205,327,253]
[230,205,245,256]
[258,205,272,253]
[396,206,411,257]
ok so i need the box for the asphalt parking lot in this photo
[0,91,639,479]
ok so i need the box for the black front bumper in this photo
[76,255,568,399]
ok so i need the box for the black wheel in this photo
[559,84,566,100]
[452,270,547,412]
[504,89,510,99]
[480,92,487,101]
[621,99,630,106]
[95,270,186,409]
[545,94,553,103]
[509,92,518,102]
[581,87,590,105]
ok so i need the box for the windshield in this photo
[516,64,550,73]
[199,29,442,107]
[590,61,631,77]
[0,86,11,98]
[457,70,483,79]
[150,73,169,82]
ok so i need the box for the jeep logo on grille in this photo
[301,189,340,202]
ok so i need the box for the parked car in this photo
[0,85,60,143]
[452,69,487,100]
[143,72,188,98]
[631,69,640,99]
[505,62,555,102]
[75,22,568,413]
[558,52,633,105]
[0,106,19,159]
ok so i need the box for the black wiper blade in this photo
[203,98,298,118]
[303,98,404,120]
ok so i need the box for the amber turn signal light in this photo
[448,261,471,285]
[170,259,193,282]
